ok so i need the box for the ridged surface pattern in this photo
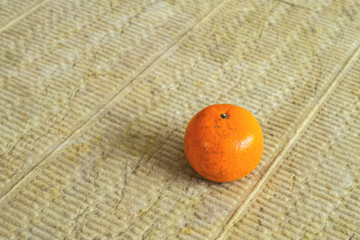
[0,0,45,28]
[0,0,222,196]
[0,0,359,239]
[225,54,360,240]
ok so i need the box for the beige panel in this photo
[0,0,44,28]
[0,0,223,196]
[224,53,360,240]
[0,0,359,239]
[280,0,360,19]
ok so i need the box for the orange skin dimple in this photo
[184,104,263,183]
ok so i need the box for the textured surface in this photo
[0,0,359,239]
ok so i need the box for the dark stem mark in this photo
[221,113,228,119]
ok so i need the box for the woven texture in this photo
[0,0,359,239]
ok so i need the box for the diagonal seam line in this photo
[276,0,311,10]
[0,0,229,202]
[216,42,360,240]
[0,0,48,34]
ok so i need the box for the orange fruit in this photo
[184,104,263,182]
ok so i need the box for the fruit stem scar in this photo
[221,113,229,119]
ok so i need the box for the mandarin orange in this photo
[184,104,263,182]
